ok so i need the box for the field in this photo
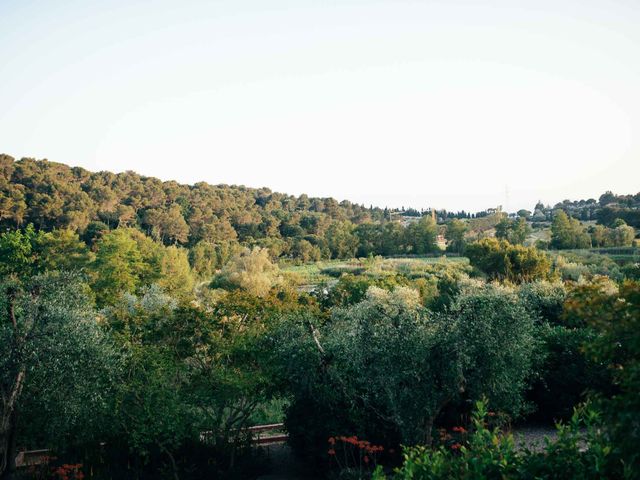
[281,255,470,287]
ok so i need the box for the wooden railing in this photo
[16,424,288,468]
[248,423,288,445]
[200,423,288,446]
[15,449,51,468]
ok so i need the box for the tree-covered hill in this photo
[0,154,391,246]
[1,154,638,262]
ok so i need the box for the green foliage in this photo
[551,210,591,249]
[0,224,37,277]
[517,281,566,325]
[374,401,620,480]
[495,217,531,245]
[597,204,640,228]
[34,228,94,272]
[621,262,640,280]
[275,283,538,461]
[320,265,367,278]
[290,237,323,263]
[373,400,520,480]
[2,153,638,478]
[274,287,461,459]
[90,228,147,306]
[101,286,292,477]
[0,156,441,262]
[156,245,195,300]
[211,247,282,297]
[0,272,119,476]
[589,222,636,248]
[404,217,439,255]
[445,219,467,254]
[515,281,611,422]
[450,284,536,418]
[189,240,240,279]
[578,280,640,476]
[466,238,551,283]
[326,221,359,259]
[318,272,442,309]
[551,252,624,282]
[527,324,610,422]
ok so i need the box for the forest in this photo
[1,155,639,480]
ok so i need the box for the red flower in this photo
[328,449,336,456]
[363,456,370,464]
[328,437,336,445]
[451,443,461,450]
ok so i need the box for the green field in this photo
[281,255,470,286]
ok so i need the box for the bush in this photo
[518,281,566,325]
[466,238,551,283]
[373,401,620,480]
[527,324,611,422]
[449,284,536,419]
[321,265,367,278]
[211,246,282,296]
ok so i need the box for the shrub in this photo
[527,324,611,422]
[321,265,367,278]
[449,284,536,419]
[211,246,282,297]
[466,238,551,283]
[580,280,640,476]
[517,281,566,325]
[373,401,620,480]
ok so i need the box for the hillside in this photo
[1,154,638,262]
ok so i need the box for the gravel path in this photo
[512,425,558,451]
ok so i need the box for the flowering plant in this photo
[328,435,384,479]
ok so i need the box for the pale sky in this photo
[1,0,638,212]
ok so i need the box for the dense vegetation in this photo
[0,155,442,261]
[1,155,639,480]
[1,156,638,267]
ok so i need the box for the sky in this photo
[0,0,639,212]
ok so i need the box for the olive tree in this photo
[450,283,536,417]
[275,282,538,459]
[274,286,462,457]
[0,272,118,478]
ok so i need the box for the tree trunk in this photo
[0,370,25,479]
[1,411,19,480]
[158,444,179,480]
[423,413,435,446]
